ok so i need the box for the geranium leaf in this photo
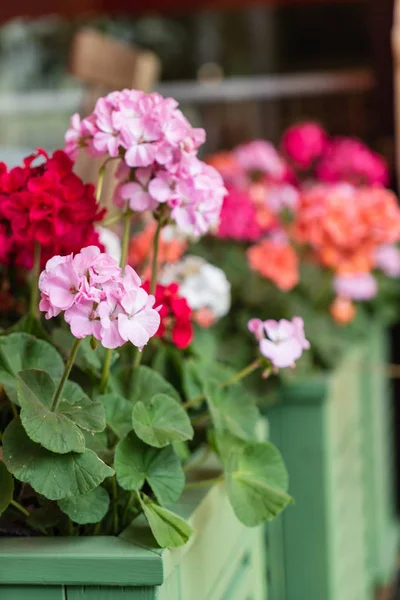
[2,419,114,501]
[0,333,64,405]
[138,493,193,548]
[18,370,86,454]
[17,371,105,454]
[115,432,184,505]
[99,393,132,440]
[224,439,293,526]
[60,381,106,432]
[130,366,180,404]
[132,393,193,448]
[58,487,110,524]
[205,380,259,441]
[182,359,235,402]
[0,462,14,516]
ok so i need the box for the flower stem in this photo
[29,241,41,319]
[120,210,131,274]
[184,476,224,491]
[182,359,261,410]
[99,348,113,395]
[96,164,106,203]
[150,219,163,296]
[99,209,131,395]
[51,338,82,412]
[102,214,122,227]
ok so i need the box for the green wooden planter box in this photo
[0,472,267,600]
[265,344,374,600]
[360,325,398,588]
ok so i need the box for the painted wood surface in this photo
[0,439,267,600]
[266,344,375,600]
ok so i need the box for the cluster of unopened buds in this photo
[39,246,160,349]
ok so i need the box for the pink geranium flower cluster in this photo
[65,90,226,236]
[248,317,310,369]
[39,246,160,350]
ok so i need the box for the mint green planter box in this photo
[0,476,267,600]
[266,345,374,600]
[360,325,398,588]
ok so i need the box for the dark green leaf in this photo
[138,493,193,548]
[115,432,184,505]
[132,393,193,448]
[18,370,86,454]
[224,439,293,526]
[205,380,259,441]
[0,461,13,515]
[0,333,64,405]
[52,328,107,375]
[27,502,65,530]
[182,359,235,402]
[99,393,132,440]
[3,419,114,501]
[130,366,180,404]
[58,487,110,524]
[17,371,105,454]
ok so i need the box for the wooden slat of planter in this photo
[0,586,64,599]
[0,537,163,586]
[67,587,156,599]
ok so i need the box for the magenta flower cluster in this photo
[39,246,160,350]
[65,90,226,236]
[248,317,310,369]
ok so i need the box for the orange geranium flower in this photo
[247,238,299,291]
[330,297,356,325]
[128,222,187,279]
[294,185,400,274]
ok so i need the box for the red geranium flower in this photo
[143,281,193,349]
[0,148,105,269]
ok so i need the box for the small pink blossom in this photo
[281,122,328,170]
[375,244,400,278]
[234,140,286,180]
[333,273,377,301]
[39,246,160,350]
[248,316,309,369]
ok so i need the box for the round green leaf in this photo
[58,487,110,524]
[0,333,64,405]
[60,381,106,432]
[99,393,132,440]
[225,440,293,526]
[2,419,114,501]
[17,371,106,454]
[115,432,184,505]
[130,366,180,404]
[132,393,194,448]
[205,380,259,441]
[0,461,14,516]
[138,493,193,548]
[18,370,86,454]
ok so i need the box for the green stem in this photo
[10,500,48,536]
[51,338,82,412]
[120,210,131,274]
[10,403,18,419]
[184,476,224,491]
[96,164,106,203]
[112,477,119,535]
[150,219,163,296]
[182,359,261,410]
[10,499,29,518]
[99,348,113,395]
[102,214,122,227]
[29,241,41,319]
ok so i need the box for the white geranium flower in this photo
[160,255,231,323]
[97,227,122,264]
